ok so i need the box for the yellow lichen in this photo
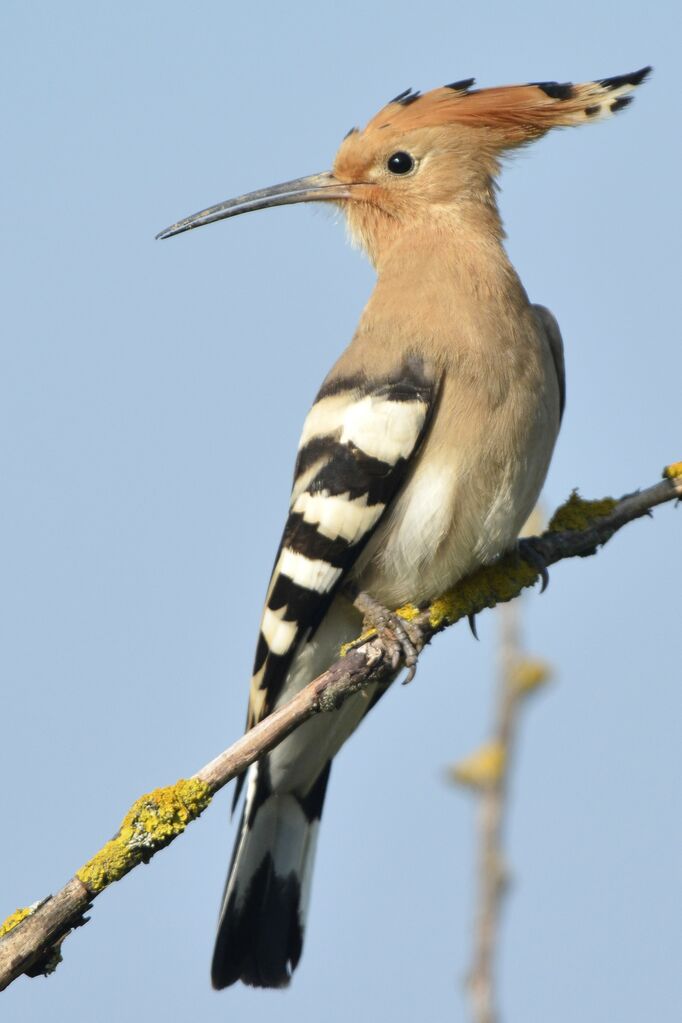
[429,553,538,631]
[663,461,682,480]
[452,741,506,788]
[512,658,552,695]
[76,777,212,893]
[394,603,420,622]
[548,490,616,533]
[0,904,35,939]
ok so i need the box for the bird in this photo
[157,66,650,989]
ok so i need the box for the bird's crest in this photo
[365,68,651,147]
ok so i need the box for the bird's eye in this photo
[387,151,415,175]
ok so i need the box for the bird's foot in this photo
[351,591,423,684]
[517,538,550,593]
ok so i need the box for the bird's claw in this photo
[517,538,550,593]
[352,591,423,684]
[467,613,479,640]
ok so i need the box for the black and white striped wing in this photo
[246,366,438,731]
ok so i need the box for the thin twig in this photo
[455,504,551,1023]
[1,467,679,992]
[468,602,518,1023]
[462,595,551,1023]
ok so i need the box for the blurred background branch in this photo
[451,509,552,1023]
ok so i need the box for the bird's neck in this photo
[360,206,529,342]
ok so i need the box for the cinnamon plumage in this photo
[158,65,650,989]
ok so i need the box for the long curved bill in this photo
[156,171,352,240]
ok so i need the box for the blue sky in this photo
[2,2,680,1021]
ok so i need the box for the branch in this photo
[453,580,551,1023]
[1,465,680,991]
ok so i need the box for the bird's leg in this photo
[517,537,550,593]
[348,589,423,684]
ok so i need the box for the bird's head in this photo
[157,69,650,266]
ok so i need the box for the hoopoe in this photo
[158,67,650,988]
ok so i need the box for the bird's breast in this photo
[352,326,561,607]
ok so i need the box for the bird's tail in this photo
[211,761,331,989]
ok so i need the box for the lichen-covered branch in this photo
[1,465,679,992]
